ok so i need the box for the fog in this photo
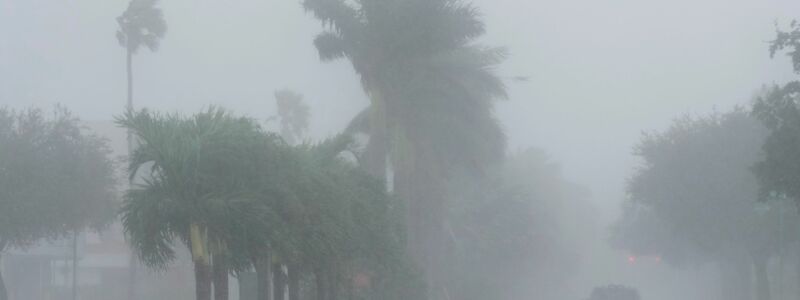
[2,0,800,299]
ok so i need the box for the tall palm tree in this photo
[116,0,167,149]
[303,0,507,297]
[117,108,280,300]
[115,2,165,298]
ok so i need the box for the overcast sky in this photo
[3,0,799,297]
[3,0,799,222]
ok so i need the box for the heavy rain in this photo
[2,0,800,300]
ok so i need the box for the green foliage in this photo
[303,0,508,174]
[304,3,508,296]
[613,109,800,266]
[0,106,117,248]
[770,20,800,74]
[752,24,800,206]
[118,107,422,299]
[117,107,284,268]
[116,0,167,53]
[752,83,800,203]
[276,136,425,299]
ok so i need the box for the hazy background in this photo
[2,0,800,298]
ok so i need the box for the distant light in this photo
[628,256,636,264]
[655,256,662,263]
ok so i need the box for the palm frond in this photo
[302,0,361,34]
[313,31,349,61]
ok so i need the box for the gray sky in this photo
[2,0,800,297]
[3,0,797,209]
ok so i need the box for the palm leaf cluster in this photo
[117,108,418,300]
[116,0,167,53]
[118,107,280,268]
[305,0,507,173]
[303,1,508,296]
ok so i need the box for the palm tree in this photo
[279,136,419,300]
[116,0,166,149]
[303,0,507,297]
[274,89,311,146]
[117,108,280,300]
[115,5,165,297]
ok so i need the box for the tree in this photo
[272,136,425,300]
[0,106,117,300]
[273,89,310,146]
[769,20,800,74]
[752,20,800,206]
[303,1,507,296]
[117,108,283,300]
[446,149,590,300]
[115,4,166,297]
[116,0,166,115]
[612,109,799,300]
[750,20,800,298]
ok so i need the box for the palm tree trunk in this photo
[394,141,447,300]
[126,47,133,112]
[72,231,79,300]
[213,255,229,300]
[363,101,388,181]
[0,262,6,300]
[0,240,8,300]
[273,263,285,300]
[255,255,272,300]
[753,255,771,300]
[315,269,325,300]
[288,265,300,300]
[326,268,338,300]
[194,260,212,300]
[125,45,139,300]
[796,253,800,299]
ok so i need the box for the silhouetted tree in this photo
[0,107,117,300]
[273,89,310,146]
[115,3,166,298]
[752,20,800,207]
[613,109,799,300]
[303,1,506,297]
[751,20,800,298]
[118,108,282,300]
[116,0,166,116]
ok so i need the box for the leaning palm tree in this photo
[117,108,280,300]
[303,0,507,298]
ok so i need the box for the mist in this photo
[2,0,800,300]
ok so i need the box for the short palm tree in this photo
[275,136,419,300]
[117,108,280,300]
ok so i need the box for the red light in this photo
[628,256,636,263]
[655,256,662,263]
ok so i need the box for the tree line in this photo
[1,1,596,300]
[613,21,800,300]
